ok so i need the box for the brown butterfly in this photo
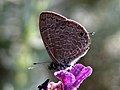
[39,11,91,70]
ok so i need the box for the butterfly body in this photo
[39,11,91,70]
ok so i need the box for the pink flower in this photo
[47,64,93,90]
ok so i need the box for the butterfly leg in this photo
[48,62,56,70]
[38,79,49,90]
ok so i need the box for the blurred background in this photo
[0,0,120,90]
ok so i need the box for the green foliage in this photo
[0,0,120,90]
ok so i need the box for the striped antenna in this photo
[28,61,50,70]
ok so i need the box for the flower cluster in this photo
[38,64,93,90]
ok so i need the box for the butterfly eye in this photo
[80,32,84,36]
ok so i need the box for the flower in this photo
[47,64,93,90]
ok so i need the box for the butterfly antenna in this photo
[28,66,34,70]
[33,61,50,65]
[28,61,51,70]
[89,32,95,35]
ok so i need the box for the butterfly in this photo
[39,11,91,70]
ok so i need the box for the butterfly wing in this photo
[39,11,91,65]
